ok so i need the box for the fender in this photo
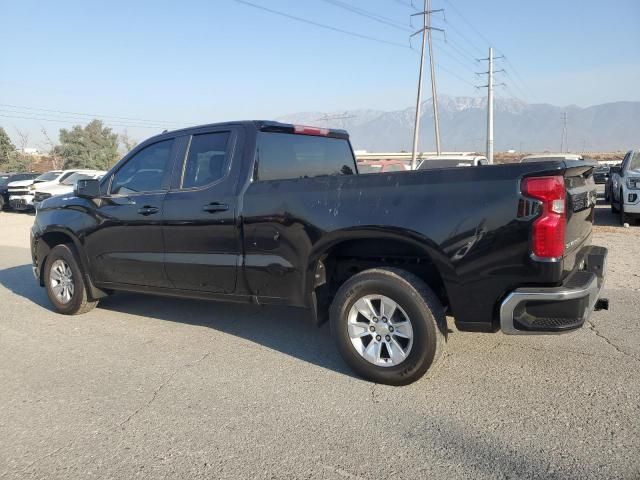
[304,226,457,323]
[34,210,109,300]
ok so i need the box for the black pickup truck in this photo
[31,121,608,385]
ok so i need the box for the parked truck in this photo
[609,149,640,225]
[31,121,608,385]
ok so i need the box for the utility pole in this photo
[486,47,494,163]
[560,112,568,152]
[410,0,444,169]
[476,48,504,164]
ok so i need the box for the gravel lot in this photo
[1,190,639,480]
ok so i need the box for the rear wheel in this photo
[330,267,446,386]
[44,244,98,315]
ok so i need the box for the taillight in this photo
[522,176,566,259]
[293,125,329,136]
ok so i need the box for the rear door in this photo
[162,127,242,293]
[85,138,179,287]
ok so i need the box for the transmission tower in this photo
[410,0,444,169]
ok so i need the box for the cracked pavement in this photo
[1,191,639,479]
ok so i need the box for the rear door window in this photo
[181,132,230,188]
[257,132,355,181]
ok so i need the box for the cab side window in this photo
[182,132,230,189]
[111,139,174,195]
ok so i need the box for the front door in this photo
[162,129,241,293]
[85,138,178,288]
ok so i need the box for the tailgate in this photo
[564,162,597,268]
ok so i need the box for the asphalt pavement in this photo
[0,194,638,479]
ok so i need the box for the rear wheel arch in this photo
[308,235,452,323]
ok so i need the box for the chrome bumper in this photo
[500,246,607,335]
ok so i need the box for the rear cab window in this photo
[256,132,355,181]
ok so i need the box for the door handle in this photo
[137,205,159,216]
[203,203,229,213]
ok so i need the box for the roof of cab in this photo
[147,120,349,141]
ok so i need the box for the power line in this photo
[0,103,187,127]
[318,0,409,31]
[0,112,165,130]
[232,0,409,48]
[392,0,418,10]
[502,57,535,100]
[501,72,529,101]
[441,0,492,48]
[431,38,478,72]
[440,17,485,57]
[438,0,534,102]
[436,64,476,88]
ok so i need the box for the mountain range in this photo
[277,96,640,153]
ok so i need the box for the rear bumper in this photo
[500,245,607,335]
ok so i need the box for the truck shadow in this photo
[594,189,627,227]
[0,264,51,307]
[0,263,356,379]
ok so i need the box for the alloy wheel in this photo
[347,294,414,367]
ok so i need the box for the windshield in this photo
[0,176,11,187]
[35,171,61,182]
[61,172,90,186]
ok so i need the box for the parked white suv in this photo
[610,150,640,225]
[34,170,106,208]
[8,170,82,211]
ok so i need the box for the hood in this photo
[7,179,36,188]
[36,183,74,195]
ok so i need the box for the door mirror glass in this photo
[75,178,101,199]
[609,166,621,175]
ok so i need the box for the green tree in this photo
[0,127,16,167]
[56,120,119,170]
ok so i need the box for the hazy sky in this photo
[1,0,639,147]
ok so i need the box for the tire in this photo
[44,244,98,315]
[611,187,619,213]
[604,187,610,202]
[330,267,446,386]
[620,191,627,225]
[0,196,4,210]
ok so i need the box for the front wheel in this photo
[44,244,98,315]
[330,268,446,386]
[611,187,619,213]
[620,192,627,225]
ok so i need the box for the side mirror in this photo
[75,178,100,199]
[609,166,621,175]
